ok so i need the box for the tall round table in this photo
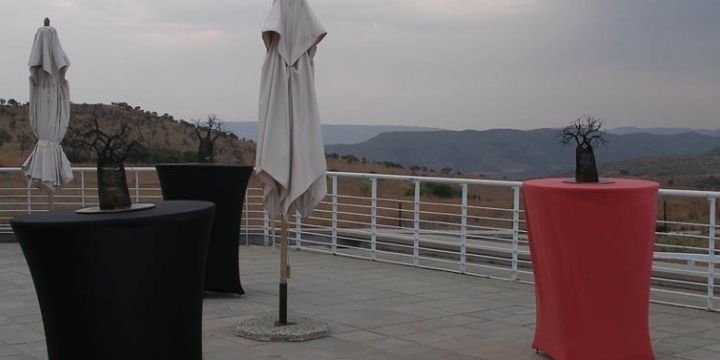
[156,164,253,295]
[10,200,215,360]
[523,178,658,360]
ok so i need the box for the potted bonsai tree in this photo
[194,114,224,163]
[155,114,253,295]
[77,112,149,212]
[557,115,609,183]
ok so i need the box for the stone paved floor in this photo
[1,240,720,359]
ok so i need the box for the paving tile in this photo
[661,335,719,349]
[675,348,720,360]
[7,341,46,360]
[370,322,428,337]
[0,345,23,357]
[397,330,458,344]
[331,330,386,342]
[652,341,696,355]
[703,342,720,352]
[0,325,44,345]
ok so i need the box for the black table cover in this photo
[156,164,253,295]
[10,200,215,360]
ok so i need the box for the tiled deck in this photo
[1,240,720,360]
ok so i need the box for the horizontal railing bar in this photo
[660,189,720,199]
[467,205,518,212]
[650,287,707,298]
[326,171,524,187]
[418,200,461,208]
[335,194,371,201]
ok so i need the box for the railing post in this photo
[511,185,521,281]
[263,210,270,246]
[244,189,250,247]
[295,210,302,250]
[708,197,717,311]
[332,175,338,255]
[271,221,276,248]
[26,180,32,214]
[134,170,140,203]
[371,177,378,261]
[80,171,86,207]
[413,180,420,266]
[460,184,468,274]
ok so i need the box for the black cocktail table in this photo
[156,164,253,295]
[10,200,215,360]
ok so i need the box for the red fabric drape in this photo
[523,178,658,360]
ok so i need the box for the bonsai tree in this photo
[557,116,608,183]
[194,114,227,163]
[80,113,143,210]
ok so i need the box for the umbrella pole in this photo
[48,193,54,211]
[278,216,289,325]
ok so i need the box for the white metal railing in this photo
[1,167,718,311]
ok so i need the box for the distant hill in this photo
[604,147,720,190]
[225,121,442,145]
[327,129,720,179]
[609,127,720,137]
[0,102,253,167]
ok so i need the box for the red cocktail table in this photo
[523,178,658,360]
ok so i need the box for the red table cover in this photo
[523,178,659,360]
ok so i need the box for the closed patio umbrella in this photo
[255,0,327,325]
[22,18,73,206]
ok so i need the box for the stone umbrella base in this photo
[236,314,329,342]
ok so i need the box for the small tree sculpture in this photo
[557,116,608,183]
[194,114,226,163]
[81,114,143,210]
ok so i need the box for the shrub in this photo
[18,133,32,152]
[404,182,461,198]
[0,128,12,146]
[426,183,461,198]
[341,154,358,163]
[357,179,371,195]
[232,149,245,163]
[382,161,404,169]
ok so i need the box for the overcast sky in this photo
[1,0,718,130]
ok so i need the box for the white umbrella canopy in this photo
[22,21,73,194]
[256,0,328,222]
[255,0,327,326]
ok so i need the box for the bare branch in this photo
[194,114,227,162]
[556,115,609,148]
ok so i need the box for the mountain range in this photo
[225,122,439,145]
[608,127,720,137]
[227,121,720,146]
[327,129,720,178]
